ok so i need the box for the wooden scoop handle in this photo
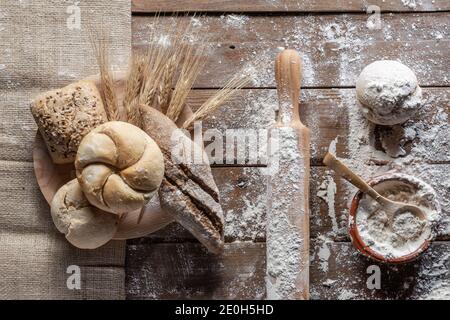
[323,152,382,201]
[275,49,303,125]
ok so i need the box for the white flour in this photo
[129,13,449,299]
[355,175,440,259]
[220,14,249,29]
[402,0,418,9]
[266,127,308,299]
[317,173,338,235]
[356,60,423,125]
[315,235,332,272]
[225,193,266,241]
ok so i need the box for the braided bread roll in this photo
[51,179,119,249]
[75,121,165,214]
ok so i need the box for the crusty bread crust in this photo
[140,105,224,254]
[51,179,119,249]
[30,80,108,164]
[75,121,165,214]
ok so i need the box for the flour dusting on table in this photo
[317,172,338,235]
[129,13,450,299]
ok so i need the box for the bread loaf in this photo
[51,179,119,249]
[140,105,224,254]
[75,121,165,214]
[30,80,108,164]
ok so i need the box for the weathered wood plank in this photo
[145,167,267,243]
[187,87,450,166]
[312,164,450,242]
[133,13,450,88]
[310,241,450,300]
[132,0,450,13]
[187,88,348,166]
[142,164,450,243]
[126,242,266,299]
[6,86,448,166]
[125,241,449,299]
[2,157,446,244]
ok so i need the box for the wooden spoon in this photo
[323,152,426,223]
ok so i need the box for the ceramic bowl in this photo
[349,172,440,264]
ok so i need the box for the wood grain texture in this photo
[135,165,450,243]
[141,167,267,243]
[125,241,449,299]
[133,13,450,88]
[126,242,266,299]
[132,0,450,13]
[7,87,448,165]
[5,157,447,248]
[125,6,450,301]
[311,165,450,242]
[310,241,450,299]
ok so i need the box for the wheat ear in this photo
[156,19,185,114]
[165,42,206,122]
[139,30,174,111]
[123,53,147,125]
[182,73,251,130]
[91,34,120,121]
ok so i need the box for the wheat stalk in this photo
[90,31,120,121]
[139,34,173,109]
[156,21,186,114]
[91,13,246,131]
[123,53,147,125]
[182,73,251,130]
[165,42,206,122]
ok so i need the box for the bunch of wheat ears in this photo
[92,15,250,130]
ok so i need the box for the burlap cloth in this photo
[0,0,131,299]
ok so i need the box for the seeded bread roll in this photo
[30,80,108,164]
[75,121,165,214]
[51,179,119,249]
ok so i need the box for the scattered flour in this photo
[317,172,339,235]
[225,193,266,241]
[416,250,450,300]
[315,235,332,272]
[220,14,249,29]
[402,0,418,9]
[190,17,203,27]
[337,288,358,300]
[322,279,337,287]
[328,136,338,155]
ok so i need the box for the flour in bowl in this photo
[355,174,440,259]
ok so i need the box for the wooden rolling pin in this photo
[266,49,310,300]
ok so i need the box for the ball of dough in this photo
[51,179,119,249]
[75,121,165,214]
[356,60,423,125]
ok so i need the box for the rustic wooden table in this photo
[126,0,450,299]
